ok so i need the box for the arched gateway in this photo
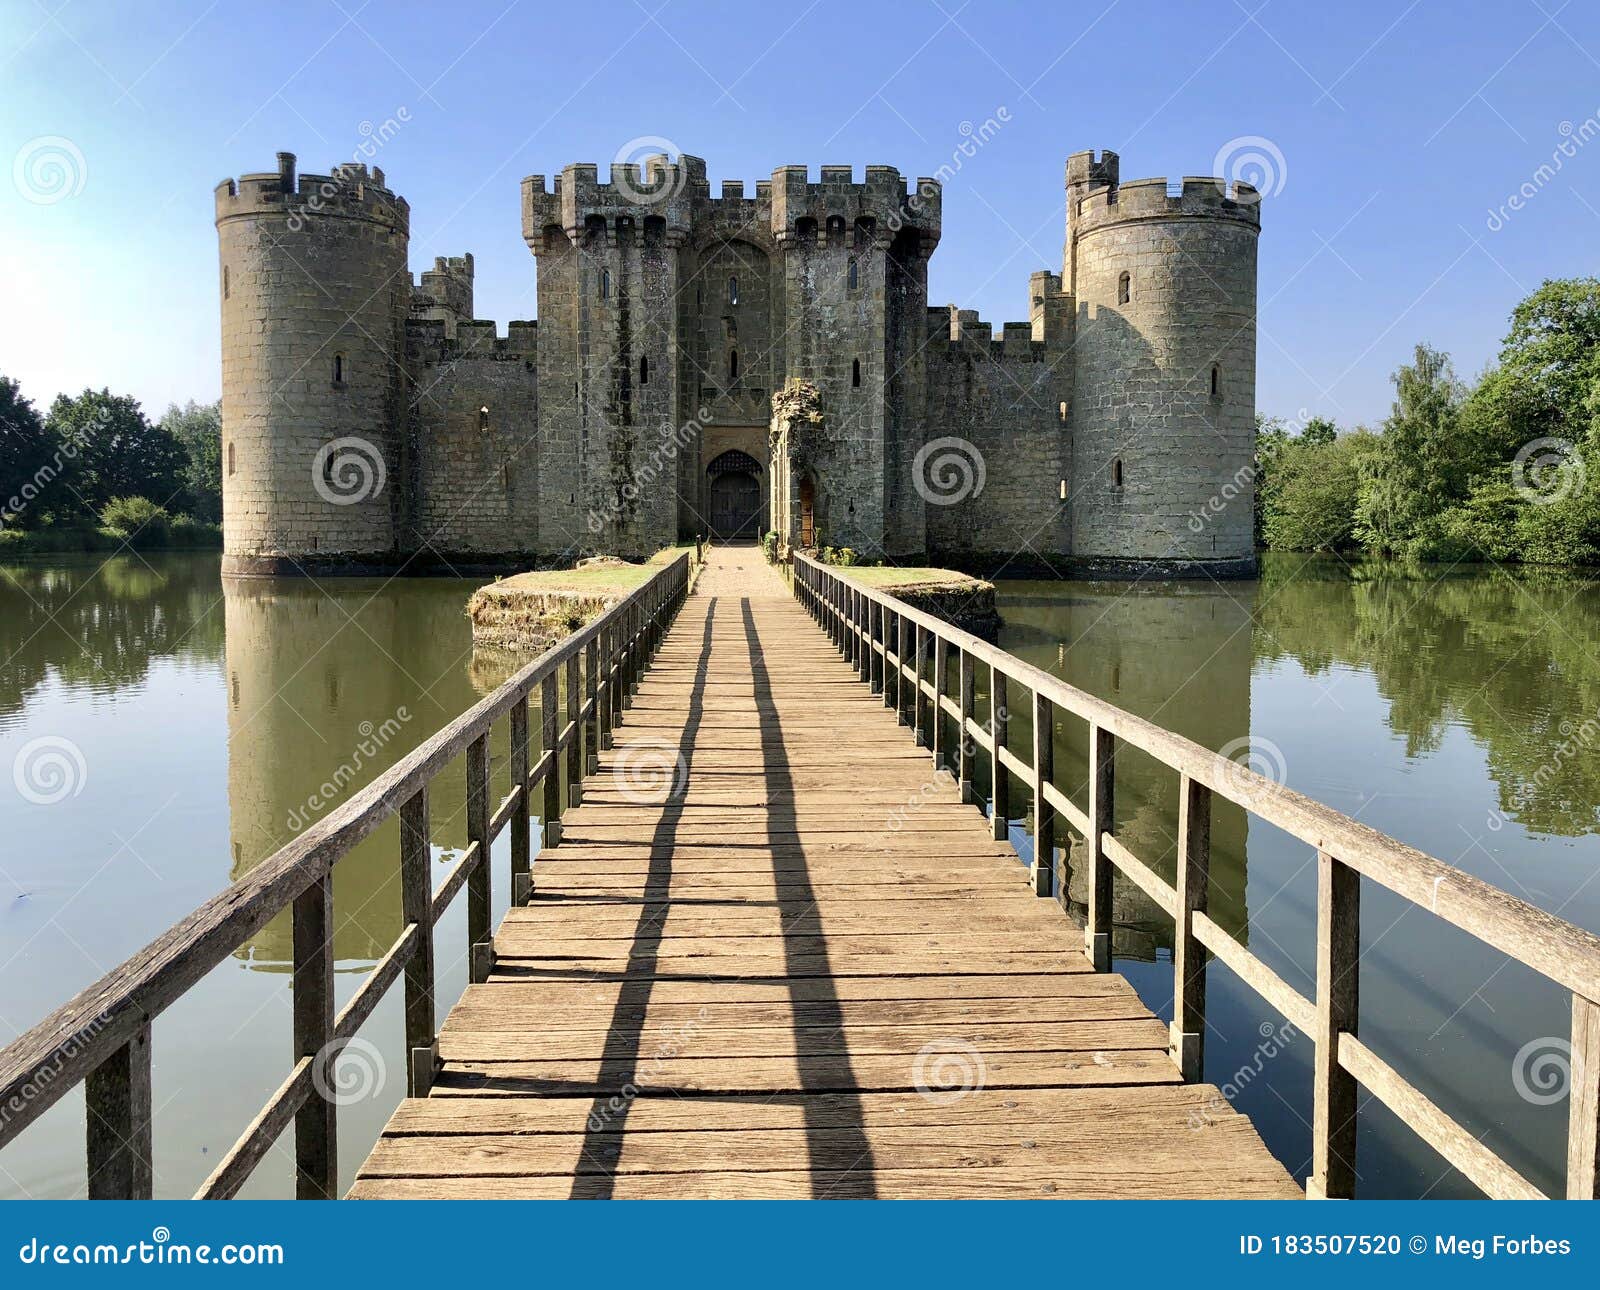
[706,448,765,539]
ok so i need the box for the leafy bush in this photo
[761,530,779,564]
[100,496,172,545]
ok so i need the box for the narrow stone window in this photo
[728,275,738,305]
[478,405,490,431]
[640,355,650,385]
[222,265,229,299]
[1059,479,1067,501]
[600,269,611,300]
[1058,401,1068,423]
[1112,458,1124,488]
[1210,363,1221,400]
[851,358,861,387]
[848,258,858,290]
[333,353,344,384]
[729,349,739,380]
[227,442,235,477]
[1117,272,1130,306]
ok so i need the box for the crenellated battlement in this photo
[767,164,939,248]
[927,305,1048,361]
[521,155,708,252]
[214,152,408,232]
[1072,174,1260,235]
[406,317,537,362]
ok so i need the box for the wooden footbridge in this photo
[3,545,1600,1200]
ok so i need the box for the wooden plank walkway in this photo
[352,546,1299,1199]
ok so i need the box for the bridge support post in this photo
[989,666,1008,842]
[932,636,948,772]
[1171,775,1211,1080]
[85,1022,153,1199]
[1570,994,1600,1198]
[1085,724,1114,972]
[1030,692,1053,897]
[466,734,494,982]
[1309,850,1359,1199]
[399,787,437,1096]
[291,873,337,1198]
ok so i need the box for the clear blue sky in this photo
[4,0,1600,429]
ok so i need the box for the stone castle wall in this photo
[923,302,1071,569]
[216,148,1260,578]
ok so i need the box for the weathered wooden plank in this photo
[433,1047,1180,1094]
[379,1082,1253,1134]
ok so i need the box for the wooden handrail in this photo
[0,551,692,1199]
[793,552,1600,1201]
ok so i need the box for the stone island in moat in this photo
[215,148,1260,577]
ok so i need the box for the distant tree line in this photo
[0,372,221,551]
[1257,277,1600,566]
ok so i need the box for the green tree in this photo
[44,389,187,522]
[1252,412,1291,547]
[1354,344,1470,556]
[1459,278,1600,467]
[1262,430,1375,552]
[0,375,54,527]
[160,400,223,522]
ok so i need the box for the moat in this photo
[3,551,1597,1199]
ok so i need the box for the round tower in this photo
[215,152,410,575]
[1066,152,1260,573]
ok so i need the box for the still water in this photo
[1,552,1596,1198]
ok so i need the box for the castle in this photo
[214,148,1260,577]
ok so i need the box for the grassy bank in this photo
[0,522,223,556]
[835,564,1002,638]
[467,547,697,652]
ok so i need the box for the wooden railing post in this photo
[509,698,532,907]
[598,623,615,749]
[932,635,948,771]
[1030,691,1053,897]
[1086,723,1114,972]
[1171,775,1212,1081]
[585,637,601,774]
[542,672,563,847]
[85,1023,153,1199]
[1310,849,1360,1199]
[989,666,1009,842]
[958,648,975,804]
[869,601,883,695]
[291,872,336,1199]
[399,786,437,1095]
[855,591,867,678]
[466,733,493,984]
[897,616,912,727]
[912,625,926,744]
[1569,993,1600,1198]
[885,610,899,714]
[566,653,583,807]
